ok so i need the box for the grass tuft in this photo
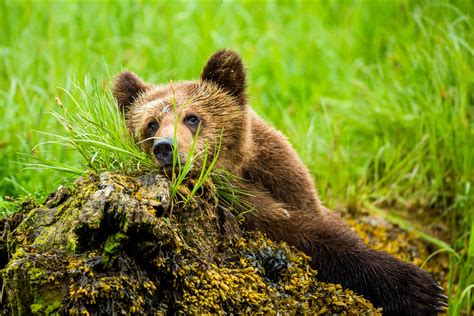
[21,80,156,177]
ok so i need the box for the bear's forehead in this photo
[139,99,170,113]
[134,80,237,114]
[137,82,210,108]
[128,80,243,127]
[140,82,193,103]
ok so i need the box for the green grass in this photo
[0,0,473,314]
[23,81,156,176]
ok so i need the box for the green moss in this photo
[102,232,128,261]
[31,294,62,315]
[28,267,45,282]
[29,304,43,313]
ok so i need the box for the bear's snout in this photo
[153,137,174,166]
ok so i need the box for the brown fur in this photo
[113,49,447,315]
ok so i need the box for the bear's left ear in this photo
[113,71,149,113]
[201,49,247,105]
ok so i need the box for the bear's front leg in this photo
[239,186,447,315]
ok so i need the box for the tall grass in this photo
[1,1,472,313]
[23,80,156,176]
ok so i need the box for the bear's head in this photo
[113,49,251,174]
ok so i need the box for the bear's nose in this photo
[153,138,174,166]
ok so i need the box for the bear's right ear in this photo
[201,49,247,105]
[113,71,148,113]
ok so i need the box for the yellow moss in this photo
[166,230,381,314]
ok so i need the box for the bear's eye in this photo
[147,121,159,136]
[184,114,200,127]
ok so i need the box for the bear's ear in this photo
[200,49,246,105]
[113,71,148,113]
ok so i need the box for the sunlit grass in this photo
[1,1,472,313]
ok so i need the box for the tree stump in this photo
[1,172,378,315]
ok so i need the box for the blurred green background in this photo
[1,0,473,313]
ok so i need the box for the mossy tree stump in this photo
[1,172,379,315]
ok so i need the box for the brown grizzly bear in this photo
[113,49,447,315]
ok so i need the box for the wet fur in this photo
[113,49,447,315]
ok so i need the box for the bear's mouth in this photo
[162,165,174,175]
[160,162,187,177]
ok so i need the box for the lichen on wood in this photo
[1,172,380,315]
